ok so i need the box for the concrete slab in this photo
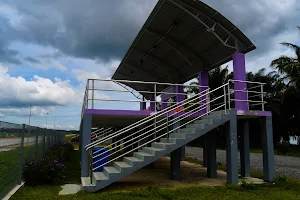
[102,157,229,191]
[59,184,81,195]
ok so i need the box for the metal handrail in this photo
[92,89,227,170]
[86,83,228,151]
[81,78,208,117]
[85,88,210,150]
[92,92,212,158]
[92,92,226,163]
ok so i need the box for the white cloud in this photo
[0,63,78,107]
[54,61,67,72]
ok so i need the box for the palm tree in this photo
[270,27,300,87]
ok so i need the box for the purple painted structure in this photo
[198,71,209,115]
[84,109,271,118]
[176,86,184,103]
[150,96,155,111]
[233,52,248,113]
[161,86,184,110]
[140,101,146,110]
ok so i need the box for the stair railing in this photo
[86,83,231,173]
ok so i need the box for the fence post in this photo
[42,129,46,154]
[47,129,50,151]
[19,124,25,184]
[35,129,39,159]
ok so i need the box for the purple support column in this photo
[140,101,146,110]
[199,71,209,115]
[232,52,248,113]
[175,86,184,103]
[150,96,156,111]
[161,94,168,110]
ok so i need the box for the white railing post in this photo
[154,83,157,142]
[223,85,227,113]
[87,79,89,109]
[227,81,231,110]
[261,84,264,111]
[92,79,95,109]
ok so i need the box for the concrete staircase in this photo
[81,110,230,192]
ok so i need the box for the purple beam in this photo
[233,52,248,113]
[199,71,208,115]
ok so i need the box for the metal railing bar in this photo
[87,78,209,88]
[85,87,212,150]
[93,103,225,170]
[92,92,225,160]
[92,94,211,158]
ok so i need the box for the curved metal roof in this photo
[112,0,255,99]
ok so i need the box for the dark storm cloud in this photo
[3,0,157,61]
[1,0,299,63]
[0,16,22,64]
[201,0,300,58]
[24,56,41,64]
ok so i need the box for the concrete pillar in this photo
[170,147,181,180]
[202,134,207,167]
[226,110,239,184]
[261,116,275,182]
[198,71,209,115]
[207,130,217,178]
[81,114,92,177]
[232,52,248,112]
[176,86,185,160]
[240,120,250,177]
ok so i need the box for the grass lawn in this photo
[0,143,39,199]
[10,150,300,200]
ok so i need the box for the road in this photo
[0,137,37,149]
[186,146,300,179]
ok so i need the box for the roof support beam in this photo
[146,28,208,66]
[123,62,160,81]
[146,29,192,65]
[132,49,176,80]
[167,0,240,50]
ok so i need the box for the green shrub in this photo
[23,143,74,185]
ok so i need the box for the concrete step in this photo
[152,142,171,149]
[193,119,213,124]
[103,167,120,178]
[203,114,222,120]
[178,127,197,133]
[113,162,132,172]
[133,151,153,160]
[169,132,186,139]
[160,138,177,144]
[123,157,143,166]
[81,177,93,187]
[142,147,163,155]
[93,172,109,181]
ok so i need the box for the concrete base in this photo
[59,184,81,195]
[97,157,264,192]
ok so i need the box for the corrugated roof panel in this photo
[113,0,256,99]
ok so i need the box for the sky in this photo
[0,0,299,130]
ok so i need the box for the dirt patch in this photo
[102,157,228,192]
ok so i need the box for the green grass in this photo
[11,178,300,200]
[0,144,38,199]
[10,152,300,200]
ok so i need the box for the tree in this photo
[270,27,300,88]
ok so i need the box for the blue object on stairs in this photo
[93,147,109,172]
